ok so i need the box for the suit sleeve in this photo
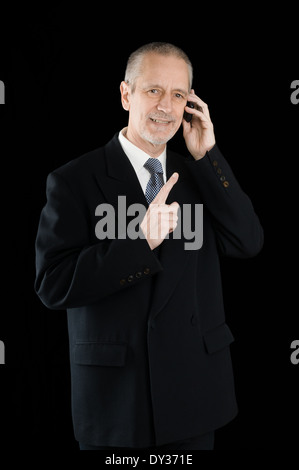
[185,145,264,258]
[34,171,162,310]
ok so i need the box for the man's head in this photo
[120,42,193,154]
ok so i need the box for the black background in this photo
[0,3,298,450]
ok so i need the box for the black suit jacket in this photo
[35,134,263,447]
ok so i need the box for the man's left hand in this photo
[182,90,216,160]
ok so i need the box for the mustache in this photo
[147,112,176,122]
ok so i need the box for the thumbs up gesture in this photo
[140,173,180,250]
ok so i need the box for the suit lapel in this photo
[95,135,194,322]
[147,149,194,322]
[95,134,148,211]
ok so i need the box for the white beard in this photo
[140,126,177,146]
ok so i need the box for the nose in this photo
[157,93,172,114]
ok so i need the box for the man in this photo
[35,42,263,450]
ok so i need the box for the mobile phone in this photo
[183,101,194,123]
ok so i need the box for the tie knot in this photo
[144,158,163,175]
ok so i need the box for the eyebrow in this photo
[142,84,189,97]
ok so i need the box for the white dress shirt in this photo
[118,127,167,195]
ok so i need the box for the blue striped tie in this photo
[144,158,164,204]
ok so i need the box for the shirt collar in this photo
[118,127,167,175]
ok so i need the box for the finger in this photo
[188,92,211,119]
[185,104,210,123]
[169,201,180,212]
[189,90,206,107]
[186,100,205,115]
[152,202,179,213]
[182,116,191,133]
[152,172,179,205]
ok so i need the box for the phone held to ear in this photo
[183,101,194,123]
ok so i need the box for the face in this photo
[120,53,190,151]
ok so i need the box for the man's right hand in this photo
[140,172,180,250]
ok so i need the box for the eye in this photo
[148,89,159,94]
[175,93,184,99]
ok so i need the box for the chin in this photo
[141,129,177,146]
[146,137,169,145]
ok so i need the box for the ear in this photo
[120,81,131,111]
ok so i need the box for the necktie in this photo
[144,158,164,205]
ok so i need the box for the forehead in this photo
[137,53,190,90]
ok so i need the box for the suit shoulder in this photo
[51,145,106,181]
[167,146,194,162]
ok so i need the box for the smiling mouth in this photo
[150,118,171,124]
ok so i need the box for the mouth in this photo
[149,118,172,124]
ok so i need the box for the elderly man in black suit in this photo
[35,42,263,450]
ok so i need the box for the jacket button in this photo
[135,271,142,278]
[220,175,226,181]
[212,160,218,166]
[217,168,222,174]
[144,267,150,275]
[127,275,134,282]
[223,181,229,188]
[120,279,126,286]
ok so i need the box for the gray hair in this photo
[124,42,193,92]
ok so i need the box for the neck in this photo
[124,127,166,158]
